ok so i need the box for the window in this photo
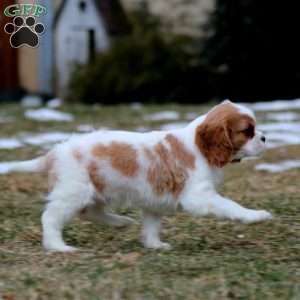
[78,1,87,12]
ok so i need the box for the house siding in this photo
[17,0,39,94]
[55,0,109,94]
[0,0,19,95]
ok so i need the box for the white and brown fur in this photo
[1,100,272,252]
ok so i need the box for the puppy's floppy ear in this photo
[195,121,234,168]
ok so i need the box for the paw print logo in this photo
[4,16,45,48]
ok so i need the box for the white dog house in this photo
[54,0,130,94]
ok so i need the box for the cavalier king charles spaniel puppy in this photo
[2,100,272,252]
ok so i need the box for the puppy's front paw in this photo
[45,245,78,253]
[142,239,172,250]
[242,210,273,224]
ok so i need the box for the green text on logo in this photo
[4,4,47,18]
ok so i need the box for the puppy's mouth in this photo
[231,158,241,163]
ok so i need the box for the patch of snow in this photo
[266,132,300,143]
[0,138,23,149]
[255,160,300,173]
[144,111,180,121]
[21,95,42,107]
[25,108,74,122]
[22,132,73,146]
[258,122,300,133]
[243,99,300,111]
[265,112,300,122]
[130,102,143,110]
[265,132,300,148]
[160,122,189,131]
[78,126,109,133]
[135,126,150,133]
[184,112,198,120]
[256,120,300,148]
[0,162,16,174]
[77,124,95,133]
[47,98,63,108]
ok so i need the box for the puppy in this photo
[2,100,272,252]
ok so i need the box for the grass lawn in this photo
[0,103,299,300]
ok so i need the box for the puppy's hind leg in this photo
[141,211,171,250]
[81,203,137,227]
[42,182,94,252]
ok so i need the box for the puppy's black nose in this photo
[261,136,266,143]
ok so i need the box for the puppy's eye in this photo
[241,126,254,137]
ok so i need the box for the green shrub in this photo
[67,13,215,104]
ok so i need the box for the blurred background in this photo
[1,0,300,104]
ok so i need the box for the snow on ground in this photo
[265,112,300,122]
[251,99,300,171]
[245,100,300,149]
[0,162,18,174]
[256,122,300,149]
[47,98,63,108]
[25,108,74,122]
[135,126,150,133]
[21,95,43,107]
[144,111,180,121]
[22,132,73,147]
[130,102,143,110]
[0,132,77,150]
[255,160,300,173]
[258,122,300,133]
[184,112,198,120]
[77,124,95,133]
[265,132,300,148]
[243,98,300,111]
[0,138,23,149]
[160,122,189,131]
[77,125,110,133]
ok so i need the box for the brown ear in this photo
[195,122,234,168]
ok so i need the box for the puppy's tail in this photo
[0,156,49,175]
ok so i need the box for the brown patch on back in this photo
[88,161,105,193]
[195,102,256,168]
[165,134,195,169]
[145,135,195,198]
[144,147,156,162]
[92,142,139,177]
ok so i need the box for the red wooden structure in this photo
[0,0,19,99]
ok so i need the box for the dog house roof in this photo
[54,0,131,35]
